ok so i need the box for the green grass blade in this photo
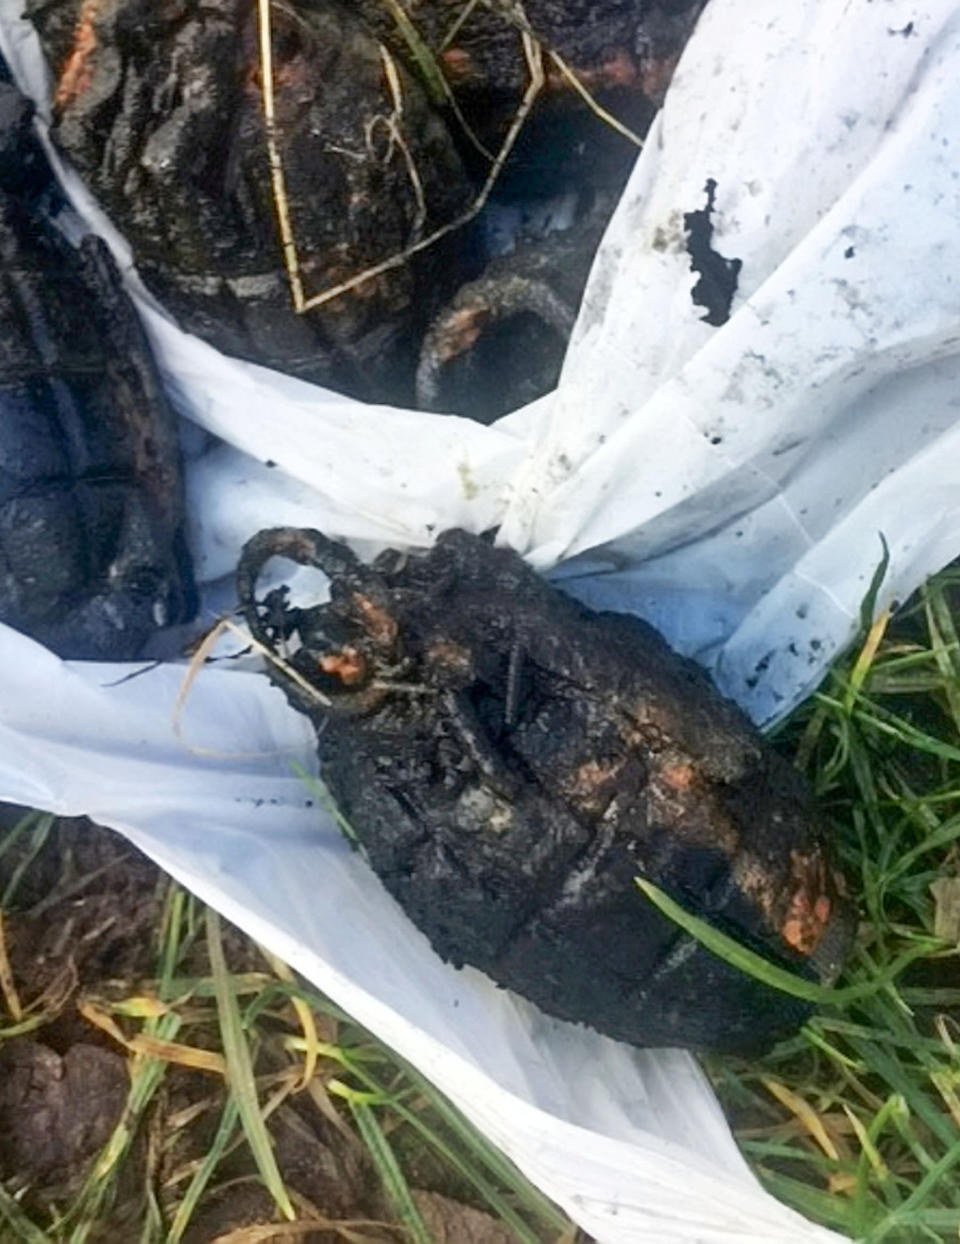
[346,1061,550,1242]
[851,703,960,764]
[156,883,185,999]
[61,886,188,1243]
[755,1169,859,1233]
[859,534,890,633]
[635,877,937,1006]
[402,1067,569,1233]
[379,0,448,106]
[890,1135,960,1218]
[140,1190,163,1244]
[291,761,361,849]
[165,1096,241,1244]
[0,810,41,865]
[923,582,960,733]
[0,1182,55,1244]
[851,1094,905,1236]
[66,1029,178,1244]
[205,907,295,1222]
[348,1100,432,1244]
[2,814,54,907]
[327,1037,567,1236]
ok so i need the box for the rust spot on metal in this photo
[573,759,622,791]
[319,646,367,686]
[643,750,740,855]
[659,763,695,791]
[439,47,477,84]
[350,592,398,651]
[779,851,833,956]
[547,50,639,94]
[563,757,628,816]
[597,49,639,89]
[238,527,852,1052]
[55,0,102,114]
[431,306,488,366]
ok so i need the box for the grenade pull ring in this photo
[236,526,403,718]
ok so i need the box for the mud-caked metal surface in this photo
[0,77,194,660]
[417,197,614,422]
[238,527,854,1054]
[358,0,708,197]
[27,0,474,404]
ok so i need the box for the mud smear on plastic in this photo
[684,177,742,326]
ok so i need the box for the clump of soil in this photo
[0,1041,128,1202]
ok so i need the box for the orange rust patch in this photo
[571,758,623,793]
[319,646,367,686]
[600,49,640,89]
[348,267,384,303]
[440,47,477,84]
[644,751,740,854]
[658,763,695,792]
[781,895,831,956]
[301,252,397,308]
[779,851,833,956]
[546,49,639,94]
[242,12,313,99]
[243,61,262,96]
[54,0,102,114]
[780,917,806,954]
[433,306,488,365]
[350,592,398,651]
[564,757,628,817]
[273,54,313,95]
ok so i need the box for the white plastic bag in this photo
[2,0,960,1239]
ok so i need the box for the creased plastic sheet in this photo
[2,0,960,1239]
[502,0,960,724]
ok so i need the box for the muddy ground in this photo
[0,810,579,1242]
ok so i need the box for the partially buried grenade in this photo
[0,72,195,659]
[237,526,855,1054]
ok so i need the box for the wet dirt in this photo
[412,1190,519,1244]
[238,527,855,1056]
[0,1041,129,1203]
[683,177,742,326]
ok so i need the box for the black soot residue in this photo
[683,178,742,326]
